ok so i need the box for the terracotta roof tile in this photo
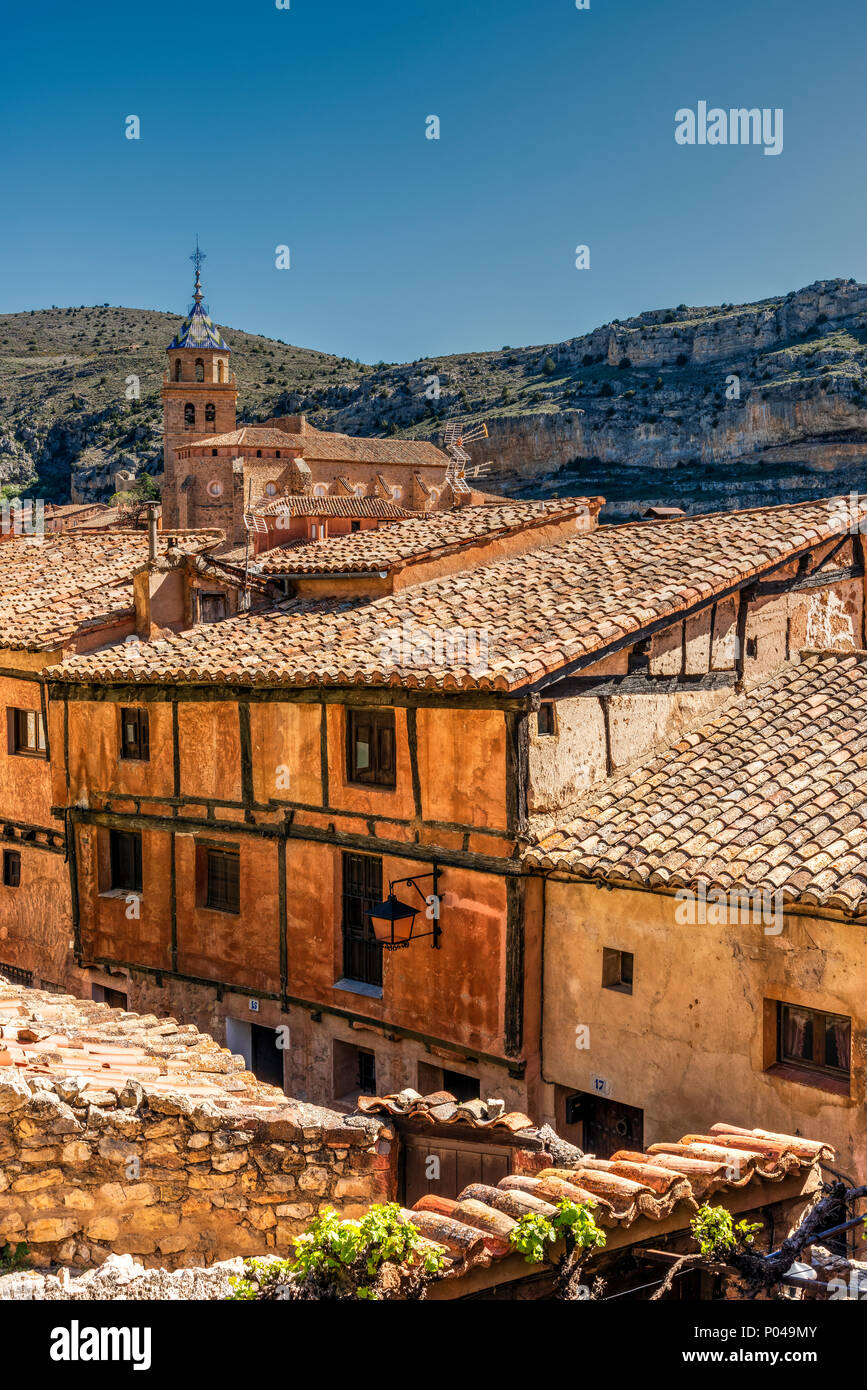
[258,499,596,575]
[526,650,867,911]
[0,531,221,651]
[45,497,867,691]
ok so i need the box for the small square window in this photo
[537,702,557,736]
[119,707,149,761]
[746,637,758,658]
[776,1002,850,1081]
[199,592,227,624]
[602,947,634,994]
[347,708,396,788]
[8,707,47,757]
[3,850,20,888]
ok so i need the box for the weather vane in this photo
[190,238,206,279]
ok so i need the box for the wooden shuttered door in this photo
[341,852,383,986]
[402,1133,512,1209]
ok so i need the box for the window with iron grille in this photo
[346,708,396,788]
[0,961,32,987]
[776,1002,850,1080]
[3,850,20,888]
[199,592,227,624]
[119,707,149,761]
[108,830,142,893]
[341,852,383,986]
[205,848,240,914]
[8,707,47,757]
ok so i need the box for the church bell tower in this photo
[161,244,237,529]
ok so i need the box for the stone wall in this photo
[0,981,395,1270]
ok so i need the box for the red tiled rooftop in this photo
[526,650,867,912]
[45,496,867,691]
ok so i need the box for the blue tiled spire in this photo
[167,244,229,350]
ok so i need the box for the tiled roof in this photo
[181,426,449,467]
[0,976,283,1108]
[254,495,414,520]
[167,302,229,351]
[45,497,867,691]
[0,531,220,651]
[402,1121,831,1277]
[258,500,598,575]
[526,651,867,912]
[356,1090,536,1134]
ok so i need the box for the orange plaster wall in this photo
[66,700,175,803]
[250,702,323,807]
[416,707,508,831]
[0,674,54,825]
[76,823,172,971]
[284,840,507,1054]
[0,846,72,984]
[174,830,281,994]
[178,702,241,803]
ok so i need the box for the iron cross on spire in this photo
[190,239,206,301]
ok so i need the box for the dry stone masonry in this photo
[0,979,394,1269]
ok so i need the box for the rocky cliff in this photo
[2,279,866,516]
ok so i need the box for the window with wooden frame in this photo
[2,850,20,888]
[8,707,47,758]
[346,708,395,788]
[199,591,227,624]
[775,1002,850,1082]
[341,852,383,986]
[198,845,240,914]
[119,707,149,761]
[108,829,142,893]
[602,947,634,994]
[537,702,557,736]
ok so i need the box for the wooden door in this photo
[402,1134,512,1208]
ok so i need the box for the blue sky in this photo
[1,0,864,361]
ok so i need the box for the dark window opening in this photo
[251,1023,285,1089]
[9,707,47,757]
[350,520,361,532]
[602,947,634,994]
[256,449,262,458]
[3,850,20,888]
[627,639,651,673]
[108,829,142,893]
[357,1049,377,1096]
[203,847,240,914]
[174,359,182,382]
[91,983,128,1009]
[347,708,396,788]
[537,702,556,736]
[119,707,149,761]
[746,637,758,658]
[341,852,383,986]
[184,402,196,427]
[211,449,218,456]
[195,358,205,382]
[276,450,281,459]
[205,403,216,423]
[442,1069,481,1102]
[199,592,227,624]
[777,1002,850,1080]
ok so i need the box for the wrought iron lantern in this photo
[367,863,442,951]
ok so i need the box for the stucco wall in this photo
[540,878,867,1177]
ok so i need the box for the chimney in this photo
[147,503,159,563]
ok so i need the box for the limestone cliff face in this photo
[446,280,867,518]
